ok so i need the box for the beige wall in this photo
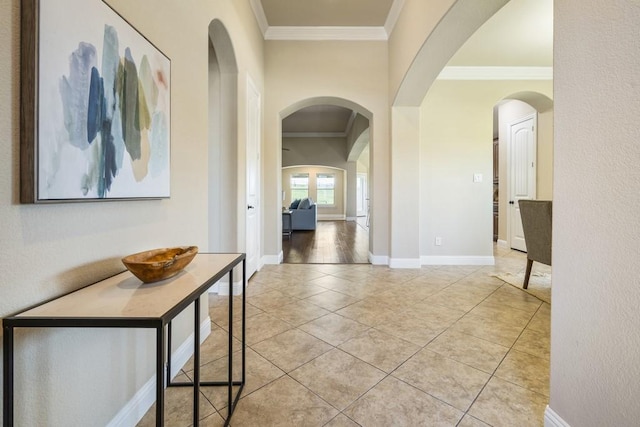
[537,108,554,199]
[420,80,552,259]
[389,0,509,106]
[264,40,389,261]
[282,137,347,169]
[282,166,345,218]
[388,0,456,102]
[0,0,263,424]
[387,0,510,265]
[551,1,640,425]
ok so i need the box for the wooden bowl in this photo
[122,246,198,283]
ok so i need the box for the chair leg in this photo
[523,259,533,289]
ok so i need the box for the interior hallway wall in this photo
[388,0,457,101]
[264,40,389,263]
[550,1,640,425]
[0,0,264,424]
[282,137,348,169]
[419,79,552,261]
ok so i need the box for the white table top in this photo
[12,253,242,320]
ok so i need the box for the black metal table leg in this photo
[242,259,246,385]
[156,326,165,427]
[193,298,200,425]
[3,325,14,427]
[166,321,173,388]
[227,268,233,423]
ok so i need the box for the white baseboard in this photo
[318,214,346,220]
[261,253,281,265]
[208,279,244,295]
[106,373,157,427]
[369,252,389,265]
[169,318,212,377]
[346,216,356,222]
[497,239,508,248]
[107,317,212,427]
[389,258,421,268]
[421,256,495,266]
[545,406,571,427]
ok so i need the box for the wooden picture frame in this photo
[21,0,171,203]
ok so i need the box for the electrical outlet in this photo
[435,237,442,246]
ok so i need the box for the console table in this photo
[3,253,246,427]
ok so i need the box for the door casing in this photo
[508,113,537,251]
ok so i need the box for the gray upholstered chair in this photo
[518,200,552,289]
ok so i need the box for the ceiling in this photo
[259,0,396,27]
[273,0,553,141]
[282,105,356,137]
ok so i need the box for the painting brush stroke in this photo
[36,0,170,201]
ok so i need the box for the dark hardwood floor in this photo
[283,220,369,264]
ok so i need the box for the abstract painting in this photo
[20,0,170,202]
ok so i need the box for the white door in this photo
[246,77,261,277]
[509,114,537,252]
[356,173,368,217]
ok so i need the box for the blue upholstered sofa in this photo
[289,198,317,230]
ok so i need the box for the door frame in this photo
[356,173,368,217]
[507,113,537,250]
[245,75,261,277]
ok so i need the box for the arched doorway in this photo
[391,0,552,267]
[494,92,554,250]
[208,20,238,255]
[279,97,372,263]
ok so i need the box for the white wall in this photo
[0,0,264,424]
[550,1,640,426]
[419,80,552,262]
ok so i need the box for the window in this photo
[316,173,335,205]
[290,173,309,200]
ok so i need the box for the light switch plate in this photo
[473,173,483,183]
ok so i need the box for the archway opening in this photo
[280,97,372,264]
[392,0,552,266]
[494,92,554,249]
[208,20,238,253]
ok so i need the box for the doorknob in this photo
[247,205,255,209]
[509,201,515,205]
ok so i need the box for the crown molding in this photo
[249,0,269,36]
[283,132,347,138]
[251,0,404,41]
[437,66,553,80]
[265,26,388,41]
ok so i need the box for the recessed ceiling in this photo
[283,105,355,137]
[260,0,395,27]
[250,0,403,40]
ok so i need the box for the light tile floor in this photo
[139,246,550,426]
